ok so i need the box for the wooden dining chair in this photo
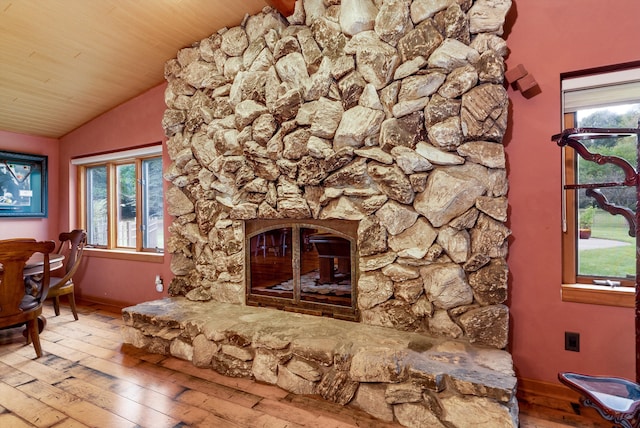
[0,239,56,358]
[47,230,86,320]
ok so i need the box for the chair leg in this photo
[69,293,79,321]
[53,296,60,316]
[26,319,42,358]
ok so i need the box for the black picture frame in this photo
[0,150,48,218]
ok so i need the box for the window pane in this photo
[142,157,164,250]
[303,227,352,307]
[249,228,294,300]
[575,104,640,279]
[116,163,136,247]
[86,165,107,246]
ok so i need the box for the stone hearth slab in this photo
[122,297,518,427]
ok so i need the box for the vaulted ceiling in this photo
[0,0,285,139]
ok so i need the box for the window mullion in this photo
[77,165,86,232]
[135,158,143,252]
[107,163,117,249]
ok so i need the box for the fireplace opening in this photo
[246,219,358,320]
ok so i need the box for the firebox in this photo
[245,219,358,320]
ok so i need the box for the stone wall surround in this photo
[163,0,512,348]
[124,0,517,426]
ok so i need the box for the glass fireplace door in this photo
[246,220,357,320]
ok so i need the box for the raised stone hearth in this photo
[122,298,518,427]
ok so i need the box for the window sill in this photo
[84,248,164,263]
[561,283,634,308]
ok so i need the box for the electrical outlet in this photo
[565,332,580,352]
[155,275,164,292]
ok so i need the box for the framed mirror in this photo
[0,150,48,218]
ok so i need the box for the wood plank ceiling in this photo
[0,0,274,139]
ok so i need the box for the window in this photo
[561,63,640,306]
[74,145,164,254]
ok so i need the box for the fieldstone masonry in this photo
[123,0,518,425]
[162,0,512,348]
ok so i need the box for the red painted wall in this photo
[504,0,639,383]
[58,84,172,308]
[0,131,59,239]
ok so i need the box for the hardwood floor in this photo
[0,302,609,427]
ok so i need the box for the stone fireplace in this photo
[123,0,517,425]
[162,0,512,348]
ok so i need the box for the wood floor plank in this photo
[50,337,122,360]
[160,356,290,400]
[80,355,187,398]
[153,363,265,409]
[49,418,89,428]
[65,331,122,351]
[135,352,383,428]
[17,379,137,428]
[0,359,14,377]
[251,413,307,428]
[278,392,402,428]
[0,352,70,385]
[19,336,90,362]
[0,412,35,428]
[177,388,291,428]
[0,361,35,387]
[192,412,246,428]
[253,397,380,428]
[43,324,90,341]
[119,343,167,364]
[0,340,23,357]
[0,340,38,360]
[109,345,155,368]
[61,400,137,428]
[0,382,67,427]
[65,363,212,426]
[39,328,70,344]
[58,319,123,343]
[54,377,181,428]
[50,315,123,342]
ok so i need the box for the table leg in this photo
[337,258,350,275]
[318,258,334,284]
